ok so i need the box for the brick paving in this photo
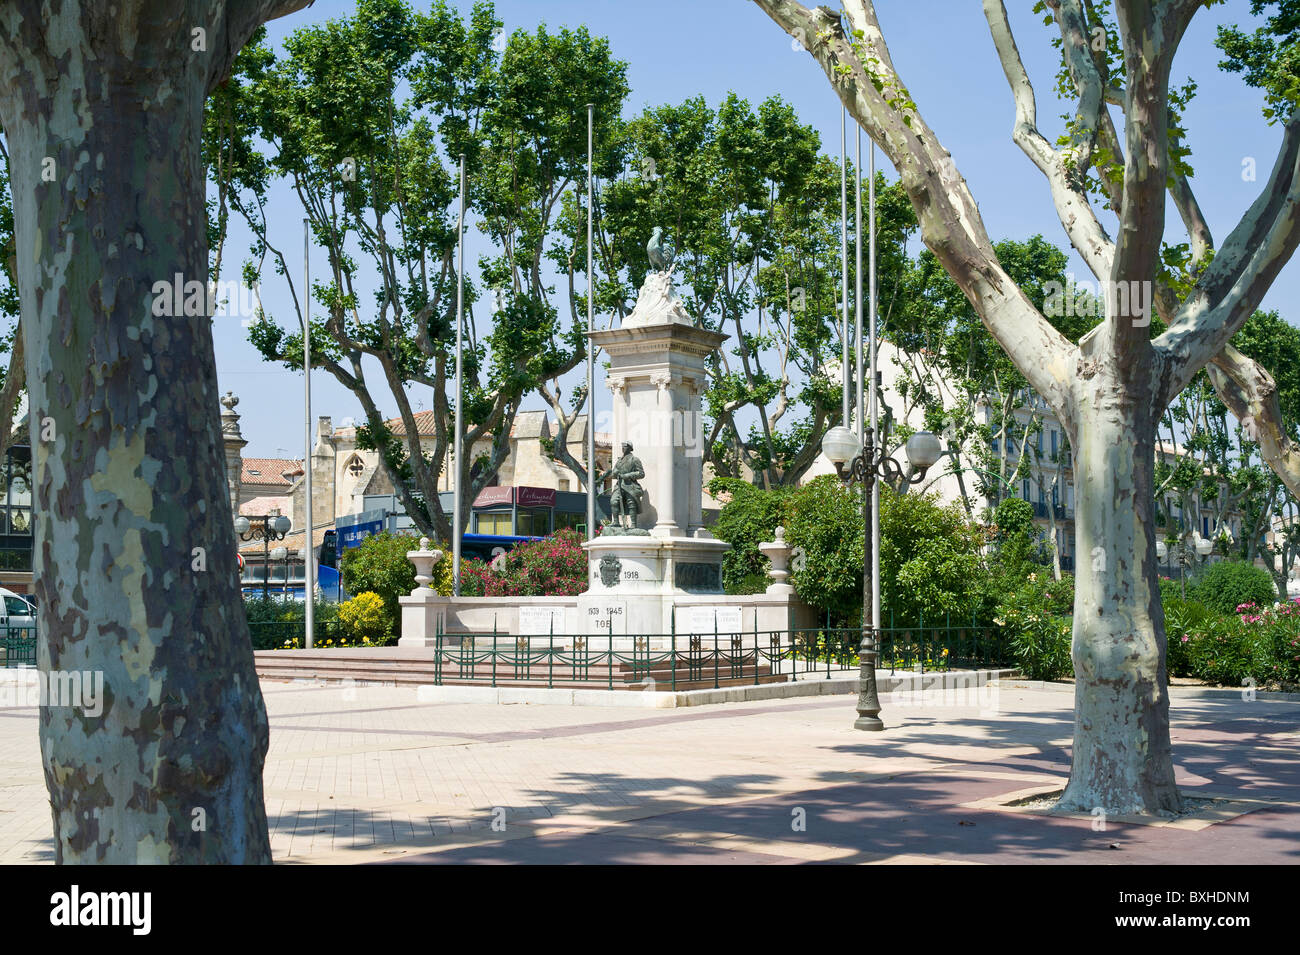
[0,678,1297,864]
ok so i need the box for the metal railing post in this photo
[671,613,677,691]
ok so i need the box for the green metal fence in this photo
[1,624,37,667]
[420,618,1013,689]
[247,618,347,650]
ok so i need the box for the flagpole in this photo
[855,131,864,442]
[840,109,849,427]
[303,219,314,649]
[869,141,880,632]
[586,103,596,541]
[453,154,465,595]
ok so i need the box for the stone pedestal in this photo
[580,269,730,635]
[577,533,730,636]
[397,539,445,647]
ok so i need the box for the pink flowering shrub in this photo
[1166,594,1300,687]
[459,529,589,598]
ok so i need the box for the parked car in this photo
[0,586,35,635]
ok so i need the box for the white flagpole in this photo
[586,103,596,541]
[840,109,849,427]
[855,131,864,441]
[303,219,314,649]
[453,154,465,595]
[869,142,880,632]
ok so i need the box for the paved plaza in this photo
[1,677,1297,864]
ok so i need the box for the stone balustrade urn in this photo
[758,526,795,596]
[407,537,443,594]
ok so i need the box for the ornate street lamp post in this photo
[1157,534,1214,597]
[234,514,292,601]
[821,425,942,730]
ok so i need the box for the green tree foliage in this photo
[988,497,1044,582]
[879,485,988,626]
[566,95,916,486]
[1217,0,1300,123]
[708,477,791,593]
[716,474,988,627]
[208,0,628,540]
[338,531,420,629]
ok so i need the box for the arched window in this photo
[345,454,365,479]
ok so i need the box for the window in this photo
[555,512,585,532]
[1036,431,1043,453]
[516,509,551,536]
[1050,430,1058,456]
[1022,478,1031,500]
[346,455,365,478]
[991,438,1000,453]
[476,512,513,535]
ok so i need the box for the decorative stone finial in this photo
[758,527,794,596]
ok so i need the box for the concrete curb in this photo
[401,668,1020,709]
[991,679,1300,703]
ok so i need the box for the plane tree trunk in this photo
[0,0,308,864]
[1061,364,1179,813]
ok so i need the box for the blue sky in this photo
[216,0,1292,459]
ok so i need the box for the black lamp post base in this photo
[854,715,885,731]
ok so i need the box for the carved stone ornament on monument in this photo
[599,553,623,588]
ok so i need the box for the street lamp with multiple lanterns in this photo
[821,424,943,731]
[1156,534,1214,597]
[234,514,292,602]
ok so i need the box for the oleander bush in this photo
[995,572,1074,680]
[1187,560,1277,616]
[458,529,588,597]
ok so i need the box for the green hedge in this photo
[1187,560,1277,615]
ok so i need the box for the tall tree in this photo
[0,0,309,863]
[569,94,916,487]
[214,0,627,541]
[754,0,1300,814]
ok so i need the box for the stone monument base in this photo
[578,530,730,636]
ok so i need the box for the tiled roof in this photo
[242,457,303,486]
[239,496,292,517]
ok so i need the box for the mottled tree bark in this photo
[1060,362,1178,813]
[0,0,309,863]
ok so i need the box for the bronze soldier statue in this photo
[600,441,645,530]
